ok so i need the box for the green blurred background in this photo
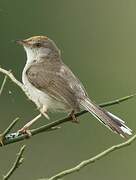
[0,0,136,179]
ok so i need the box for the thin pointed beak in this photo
[15,40,26,45]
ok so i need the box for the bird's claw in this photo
[18,127,32,137]
[69,111,79,124]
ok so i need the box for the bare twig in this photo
[3,145,26,180]
[0,117,19,145]
[0,94,134,146]
[99,93,136,107]
[2,117,19,137]
[0,75,7,96]
[0,68,26,94]
[44,134,136,180]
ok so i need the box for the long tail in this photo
[80,98,132,138]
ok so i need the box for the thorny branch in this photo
[0,67,135,146]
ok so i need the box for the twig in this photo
[45,134,136,180]
[2,117,19,137]
[0,118,19,145]
[99,93,136,107]
[0,75,7,96]
[0,68,26,95]
[3,145,26,180]
[0,94,134,146]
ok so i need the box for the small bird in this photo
[17,36,132,138]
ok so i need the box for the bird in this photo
[16,35,132,138]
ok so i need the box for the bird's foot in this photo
[69,110,79,124]
[18,127,32,137]
[17,114,42,137]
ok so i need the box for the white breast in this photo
[22,64,51,109]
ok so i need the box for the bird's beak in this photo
[15,40,28,46]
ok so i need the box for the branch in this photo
[1,94,134,146]
[44,134,136,180]
[0,68,27,95]
[0,67,135,147]
[3,145,26,180]
[2,117,19,137]
[0,117,19,145]
[0,75,7,96]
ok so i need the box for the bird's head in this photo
[16,36,60,61]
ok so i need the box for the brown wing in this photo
[26,61,86,109]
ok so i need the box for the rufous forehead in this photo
[24,36,48,42]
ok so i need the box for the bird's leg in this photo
[39,105,50,120]
[18,106,49,136]
[18,114,42,136]
[69,110,79,123]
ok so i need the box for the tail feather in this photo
[80,98,132,138]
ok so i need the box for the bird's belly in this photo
[23,74,70,112]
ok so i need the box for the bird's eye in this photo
[34,42,41,47]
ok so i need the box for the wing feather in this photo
[26,62,85,110]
